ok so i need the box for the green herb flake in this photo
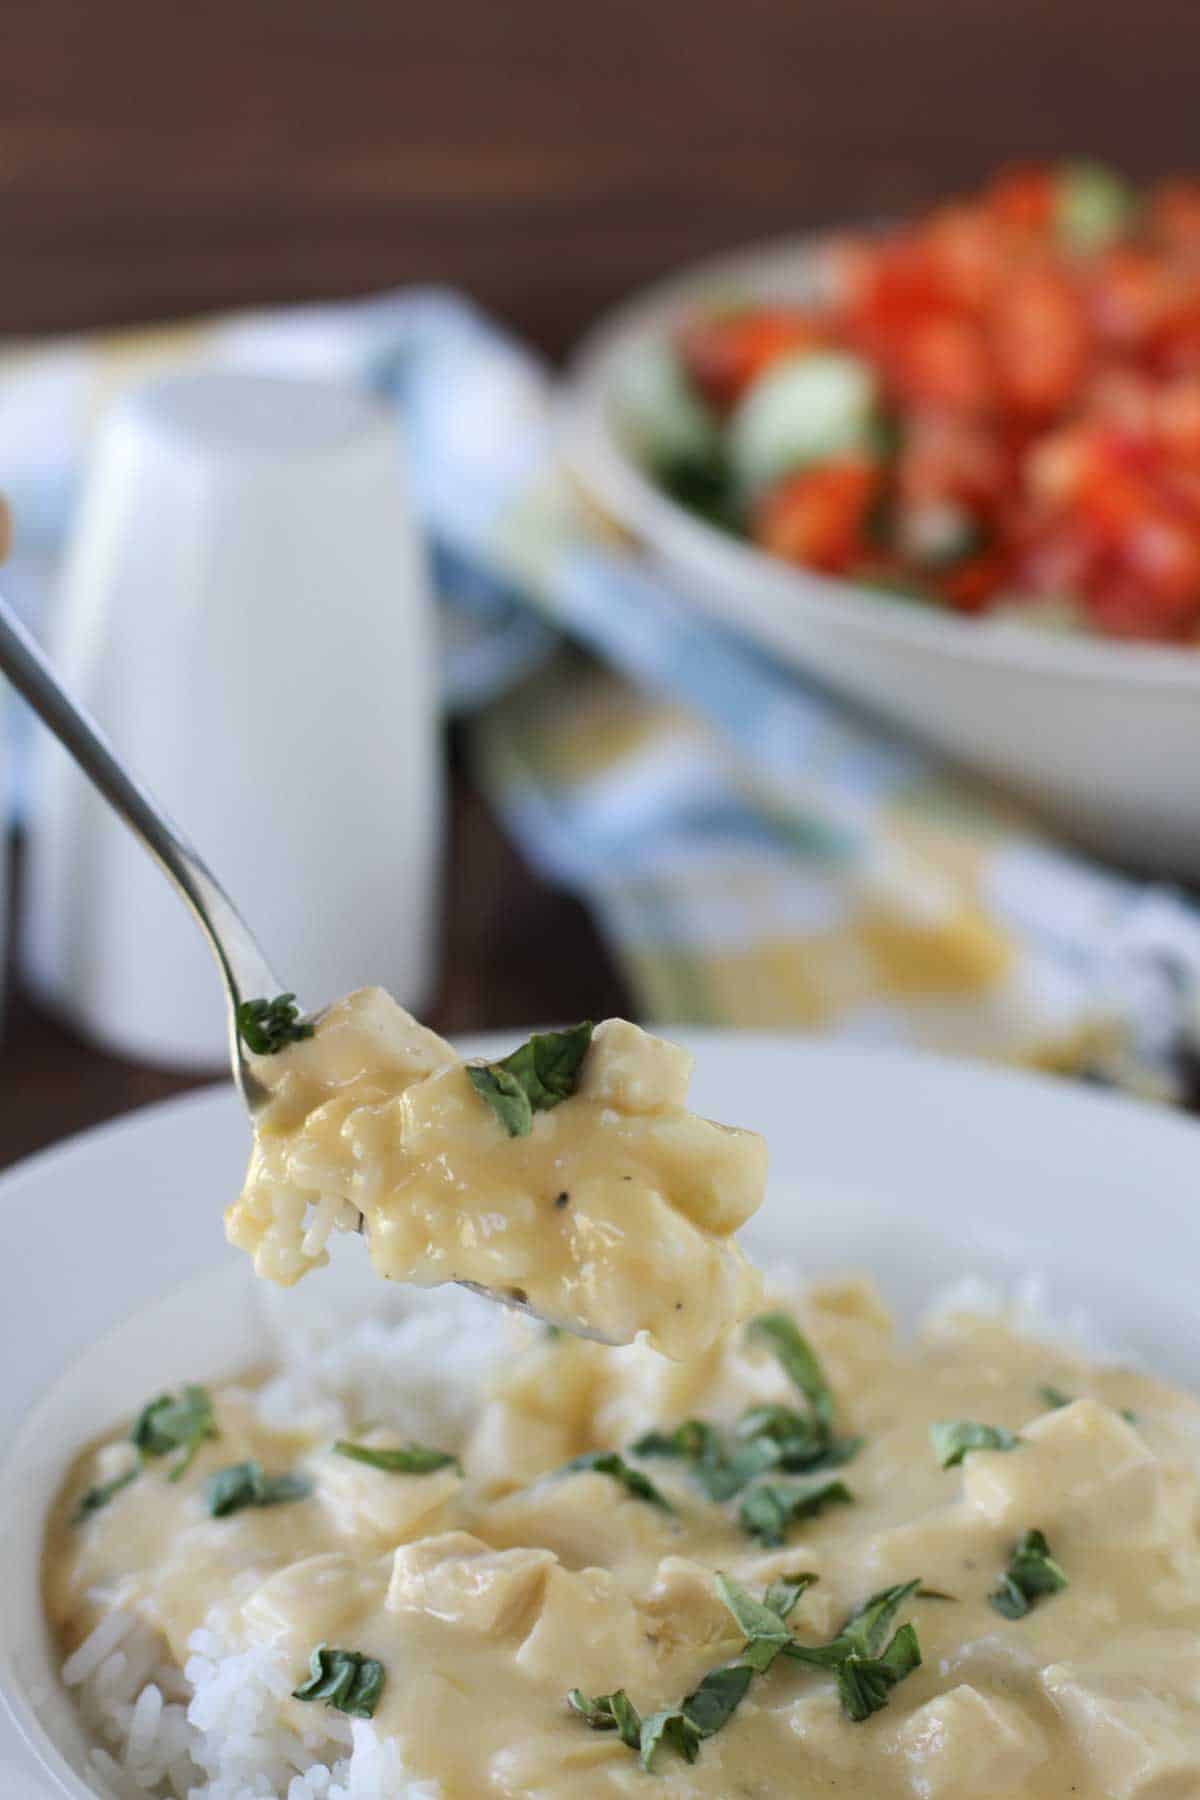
[567,1687,642,1749]
[236,993,314,1056]
[560,1450,674,1511]
[763,1571,819,1622]
[638,1705,704,1770]
[930,1420,1022,1468]
[333,1440,460,1476]
[467,1022,594,1138]
[745,1312,835,1434]
[570,1572,822,1774]
[293,1644,386,1719]
[738,1476,853,1547]
[783,1579,924,1722]
[716,1571,815,1672]
[74,1465,139,1523]
[989,1529,1068,1620]
[205,1460,312,1518]
[130,1386,217,1482]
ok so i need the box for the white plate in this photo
[562,237,1200,876]
[2,1035,1198,1796]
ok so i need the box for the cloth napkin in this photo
[3,289,1200,1099]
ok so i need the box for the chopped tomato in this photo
[753,460,879,573]
[923,204,1008,312]
[897,411,1011,510]
[677,309,823,414]
[1152,292,1200,377]
[1156,378,1200,460]
[989,266,1090,418]
[986,163,1056,234]
[889,313,994,413]
[1150,180,1200,255]
[1086,248,1182,351]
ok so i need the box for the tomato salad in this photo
[622,164,1200,643]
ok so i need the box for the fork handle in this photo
[0,591,284,1092]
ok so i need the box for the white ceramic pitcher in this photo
[23,371,442,1066]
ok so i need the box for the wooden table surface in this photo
[2,0,1198,1166]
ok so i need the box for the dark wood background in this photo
[3,0,1199,351]
[2,0,1198,1165]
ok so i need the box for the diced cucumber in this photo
[1055,162,1136,254]
[898,500,990,569]
[614,340,722,474]
[728,350,878,496]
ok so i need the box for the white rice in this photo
[60,1274,1121,1799]
[63,1279,505,1798]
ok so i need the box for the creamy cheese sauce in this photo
[47,1281,1200,1799]
[225,992,767,1359]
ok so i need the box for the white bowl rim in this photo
[561,226,1200,693]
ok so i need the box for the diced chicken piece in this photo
[386,1531,554,1635]
[639,1557,744,1661]
[592,1327,788,1449]
[253,987,455,1137]
[962,1399,1162,1544]
[483,1469,679,1572]
[241,1551,387,1652]
[565,1178,761,1358]
[488,1728,630,1795]
[897,1684,1050,1797]
[843,1509,984,1602]
[314,1440,462,1548]
[515,1563,651,1690]
[471,1337,604,1492]
[639,1112,768,1235]
[467,1401,580,1495]
[1043,1660,1200,1798]
[580,1019,694,1113]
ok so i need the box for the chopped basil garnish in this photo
[632,1319,858,1519]
[236,993,314,1056]
[74,1465,139,1523]
[467,1022,594,1137]
[293,1644,386,1719]
[738,1476,853,1546]
[638,1703,705,1769]
[632,1419,773,1502]
[783,1579,924,1721]
[717,1570,815,1668]
[205,1460,312,1518]
[567,1687,642,1748]
[930,1420,1021,1468]
[560,1450,674,1511]
[745,1312,835,1434]
[334,1440,460,1476]
[989,1529,1068,1619]
[569,1571,819,1773]
[131,1386,217,1482]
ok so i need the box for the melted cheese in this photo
[225,991,767,1358]
[46,1281,1200,1799]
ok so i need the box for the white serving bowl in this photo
[562,236,1200,878]
[2,1042,1198,1795]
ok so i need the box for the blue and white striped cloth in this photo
[3,288,1200,1094]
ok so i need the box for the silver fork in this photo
[0,593,286,1114]
[0,592,621,1341]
